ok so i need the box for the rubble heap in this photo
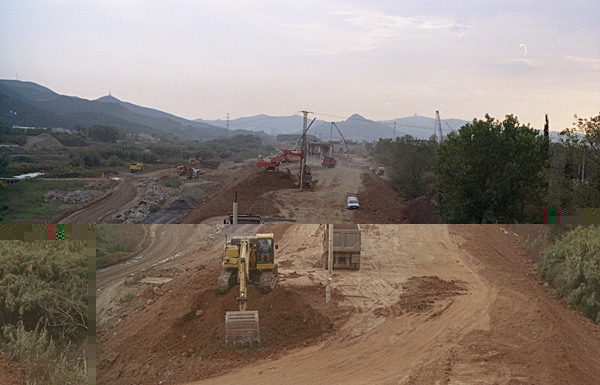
[112,177,174,223]
[43,190,93,204]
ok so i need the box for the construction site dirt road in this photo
[53,155,410,224]
[179,157,409,224]
[97,224,600,385]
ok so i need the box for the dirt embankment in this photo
[180,161,414,224]
[97,224,600,385]
[355,171,409,223]
[449,225,600,385]
[97,254,349,385]
[179,165,296,223]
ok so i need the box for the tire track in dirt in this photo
[97,225,600,385]
[185,225,496,385]
[59,176,136,223]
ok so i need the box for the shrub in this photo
[161,176,181,188]
[0,240,87,384]
[2,321,87,384]
[538,225,600,324]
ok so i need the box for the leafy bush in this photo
[370,135,438,199]
[51,133,89,147]
[538,225,600,324]
[105,156,122,167]
[0,241,88,340]
[2,321,87,384]
[0,240,88,384]
[5,162,30,176]
[161,176,181,188]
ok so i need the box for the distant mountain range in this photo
[0,80,257,141]
[0,80,561,143]
[198,112,471,142]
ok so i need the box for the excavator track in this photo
[217,268,237,294]
[258,264,278,294]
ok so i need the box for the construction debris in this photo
[43,190,93,204]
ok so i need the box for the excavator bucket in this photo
[225,311,260,347]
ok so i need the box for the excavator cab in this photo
[217,234,278,347]
[256,237,275,264]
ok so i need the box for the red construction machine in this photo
[256,149,304,171]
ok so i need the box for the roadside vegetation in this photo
[536,225,600,325]
[0,179,106,223]
[0,121,277,179]
[368,113,600,223]
[0,240,88,384]
[0,120,278,222]
[96,224,145,269]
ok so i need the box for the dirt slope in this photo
[179,160,409,224]
[178,165,296,223]
[97,225,600,385]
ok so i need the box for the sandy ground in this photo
[52,153,417,224]
[0,354,24,385]
[180,157,408,224]
[96,224,226,326]
[270,160,365,222]
[97,224,600,385]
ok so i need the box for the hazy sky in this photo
[1,0,599,131]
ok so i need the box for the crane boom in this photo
[331,122,351,155]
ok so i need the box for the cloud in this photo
[564,55,600,69]
[286,9,467,55]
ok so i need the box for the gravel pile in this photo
[112,178,174,223]
[43,189,93,204]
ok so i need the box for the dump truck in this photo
[223,214,264,224]
[129,162,144,173]
[217,234,278,346]
[323,224,361,270]
[322,157,337,168]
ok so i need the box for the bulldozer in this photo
[217,233,278,346]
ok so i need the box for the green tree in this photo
[88,125,122,143]
[549,113,600,209]
[433,114,549,223]
[0,153,9,175]
[371,135,438,198]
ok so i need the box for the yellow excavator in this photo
[217,233,278,346]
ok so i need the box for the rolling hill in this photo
[0,80,257,141]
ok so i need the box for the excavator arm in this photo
[256,149,304,170]
[225,237,260,346]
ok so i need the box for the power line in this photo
[308,111,440,130]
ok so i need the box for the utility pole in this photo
[326,224,333,303]
[393,121,396,139]
[300,110,309,191]
[435,111,443,143]
[226,113,229,130]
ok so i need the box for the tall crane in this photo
[435,111,444,143]
[330,122,351,157]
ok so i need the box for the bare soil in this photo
[97,224,600,385]
[0,354,24,385]
[97,240,350,385]
[178,164,296,224]
[354,171,409,223]
[53,155,443,224]
[180,159,413,224]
